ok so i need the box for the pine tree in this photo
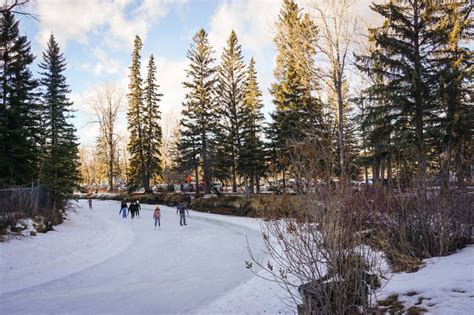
[268,0,324,189]
[239,58,266,193]
[357,0,445,179]
[126,35,150,192]
[215,30,247,192]
[435,2,472,190]
[178,29,217,194]
[38,34,79,211]
[0,10,39,186]
[143,54,163,186]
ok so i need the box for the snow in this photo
[378,245,474,314]
[0,199,289,314]
[1,199,472,314]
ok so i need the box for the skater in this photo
[136,200,141,217]
[119,200,128,219]
[153,206,161,228]
[176,203,189,226]
[88,198,93,209]
[129,201,136,219]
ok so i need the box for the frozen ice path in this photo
[0,199,266,314]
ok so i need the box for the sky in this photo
[16,0,376,146]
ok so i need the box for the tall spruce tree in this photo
[268,0,323,189]
[357,0,445,179]
[216,30,246,192]
[435,2,472,190]
[126,35,150,192]
[239,58,266,194]
[143,54,163,186]
[38,34,79,211]
[0,10,39,186]
[178,29,216,194]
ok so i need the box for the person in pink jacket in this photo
[153,206,161,228]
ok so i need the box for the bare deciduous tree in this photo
[85,83,125,191]
[311,0,359,186]
[1,0,38,19]
[279,0,360,186]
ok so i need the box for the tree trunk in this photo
[364,164,369,185]
[194,161,199,194]
[249,173,255,194]
[202,138,210,194]
[336,75,346,187]
[231,146,237,193]
[387,154,393,188]
[455,142,466,190]
[255,174,261,194]
[373,159,380,186]
[108,137,114,192]
[282,171,286,193]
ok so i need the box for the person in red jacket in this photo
[153,206,161,229]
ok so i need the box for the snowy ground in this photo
[0,200,291,314]
[1,199,472,314]
[377,245,474,314]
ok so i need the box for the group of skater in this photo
[119,200,141,218]
[118,199,190,228]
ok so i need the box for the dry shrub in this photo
[249,173,385,314]
[349,186,473,269]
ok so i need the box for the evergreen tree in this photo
[0,10,39,186]
[38,34,79,211]
[215,30,246,192]
[239,58,266,193]
[268,0,324,189]
[357,0,446,178]
[178,29,217,194]
[143,54,163,186]
[126,36,150,192]
[435,2,472,189]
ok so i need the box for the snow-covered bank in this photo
[378,245,474,314]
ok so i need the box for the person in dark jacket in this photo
[129,201,137,219]
[176,203,189,226]
[119,200,128,219]
[136,200,141,217]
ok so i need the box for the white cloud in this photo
[79,48,123,76]
[154,56,188,119]
[32,0,186,49]
[208,0,281,58]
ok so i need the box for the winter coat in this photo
[177,204,189,215]
[153,208,161,219]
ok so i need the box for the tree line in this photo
[4,0,470,201]
[122,0,471,195]
[0,10,79,210]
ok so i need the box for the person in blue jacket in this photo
[119,200,128,219]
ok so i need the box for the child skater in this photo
[153,205,161,229]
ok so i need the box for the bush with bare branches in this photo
[248,185,386,314]
[351,186,473,271]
